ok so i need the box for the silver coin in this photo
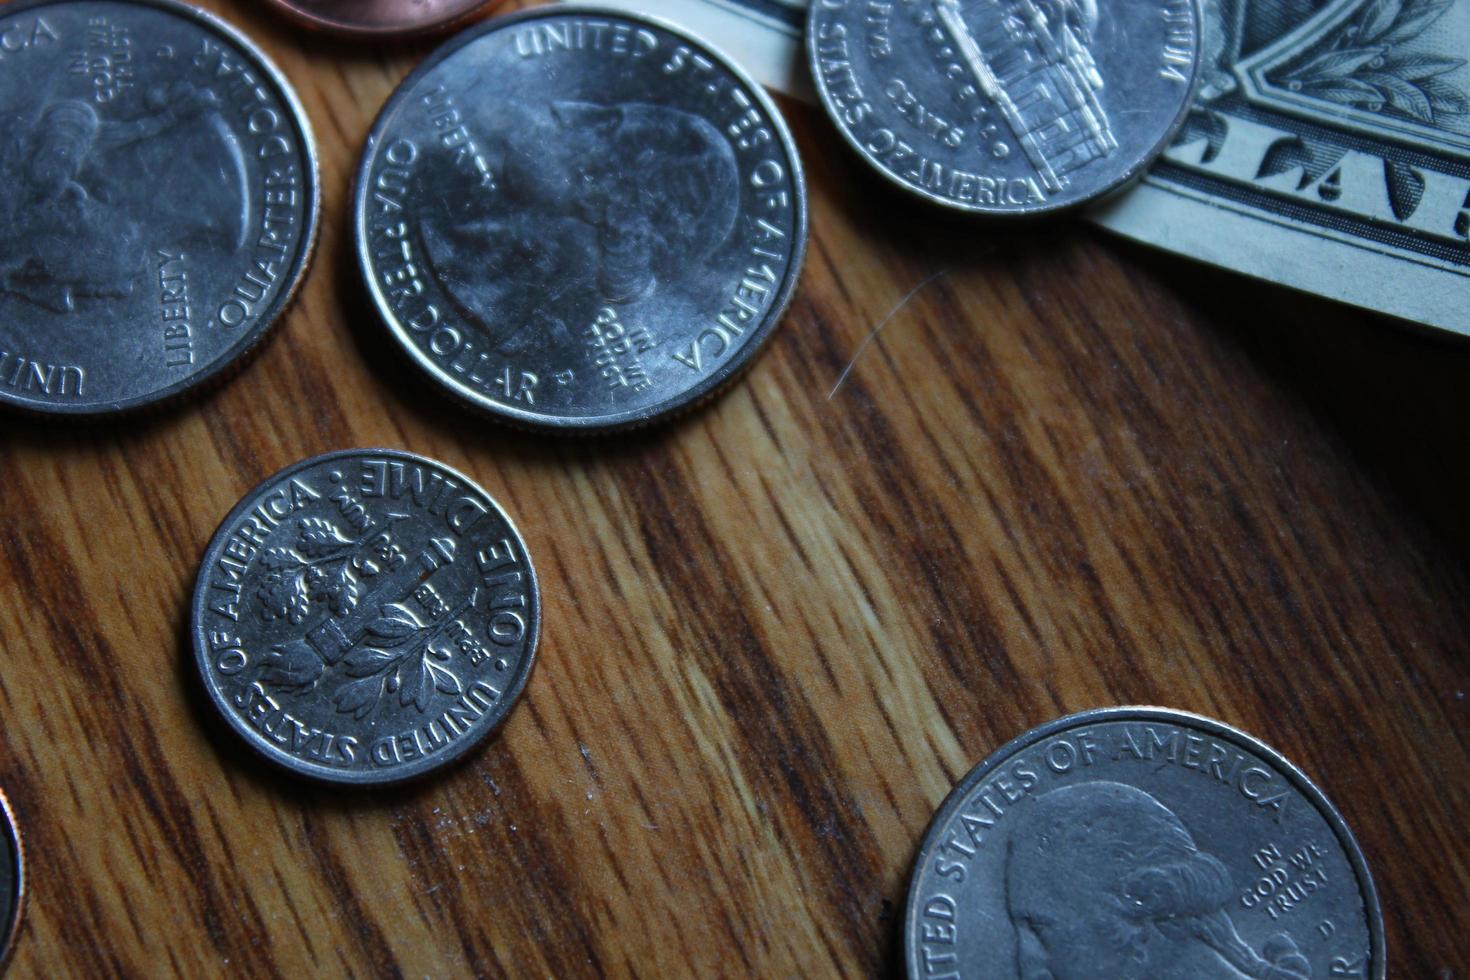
[808,0,1202,214]
[190,449,540,785]
[905,707,1384,979]
[353,6,808,432]
[0,788,21,968]
[0,0,319,415]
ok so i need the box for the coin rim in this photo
[806,0,1205,215]
[259,0,494,40]
[901,706,1387,979]
[352,3,809,433]
[0,0,322,416]
[189,447,541,786]
[0,786,23,971]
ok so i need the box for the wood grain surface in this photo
[2,1,1468,976]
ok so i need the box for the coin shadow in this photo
[783,96,1083,249]
[0,339,276,451]
[878,833,926,980]
[1102,232,1470,561]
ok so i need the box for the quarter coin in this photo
[0,788,22,968]
[261,0,494,39]
[905,707,1384,979]
[808,0,1202,214]
[190,449,540,785]
[0,0,319,415]
[354,6,808,431]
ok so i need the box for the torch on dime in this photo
[190,449,540,785]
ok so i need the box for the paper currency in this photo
[1093,0,1470,336]
[580,0,1469,335]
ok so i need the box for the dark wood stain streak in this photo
[466,757,610,978]
[267,865,320,966]
[630,460,892,972]
[297,813,407,980]
[389,811,501,978]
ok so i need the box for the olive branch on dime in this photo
[330,592,474,720]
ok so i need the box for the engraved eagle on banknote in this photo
[0,83,249,313]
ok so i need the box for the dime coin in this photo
[190,449,540,785]
[0,0,319,415]
[354,6,808,432]
[905,707,1384,979]
[0,788,22,967]
[808,0,1202,214]
[261,0,494,39]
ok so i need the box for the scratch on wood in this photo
[828,252,992,401]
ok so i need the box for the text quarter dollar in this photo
[0,0,319,415]
[354,6,808,431]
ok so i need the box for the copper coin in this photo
[261,0,495,39]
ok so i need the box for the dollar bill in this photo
[587,0,1470,335]
[1093,0,1470,336]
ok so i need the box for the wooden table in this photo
[2,1,1468,975]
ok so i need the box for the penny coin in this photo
[261,0,494,39]
[808,0,1202,214]
[0,0,319,416]
[354,6,808,432]
[190,449,540,785]
[0,788,22,967]
[905,707,1384,979]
